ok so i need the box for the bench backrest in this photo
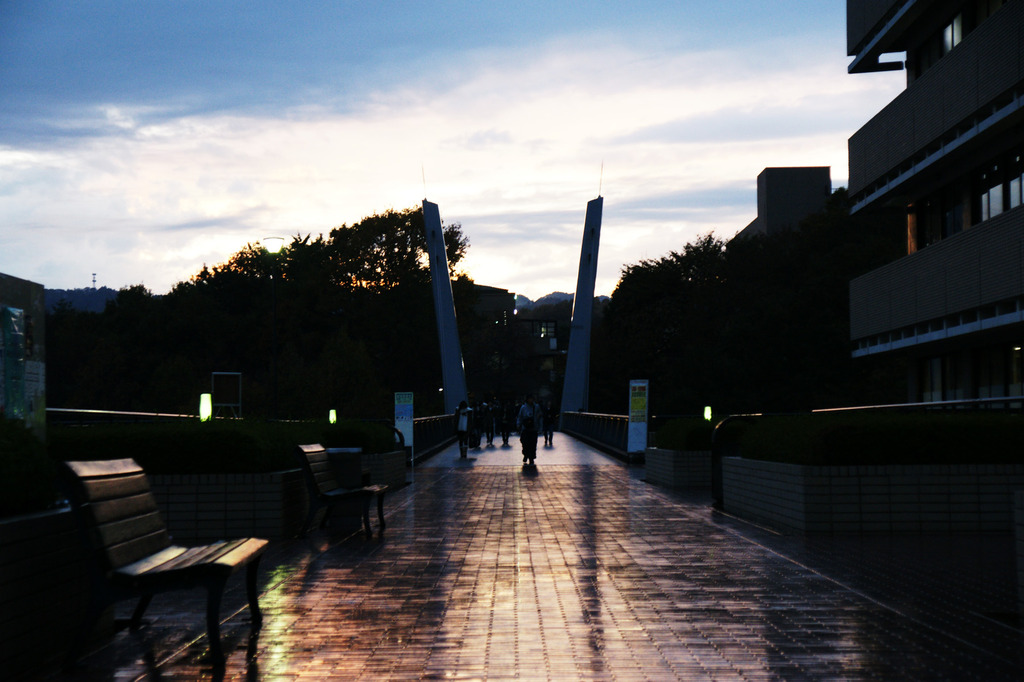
[294,443,343,496]
[61,458,172,573]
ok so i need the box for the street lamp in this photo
[264,237,285,419]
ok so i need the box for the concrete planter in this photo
[723,457,1024,535]
[361,450,408,491]
[645,448,711,489]
[149,469,306,543]
[0,508,100,679]
[1016,491,1024,622]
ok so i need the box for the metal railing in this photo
[559,411,631,462]
[708,396,1024,505]
[46,407,195,425]
[411,413,457,464]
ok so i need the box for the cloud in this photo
[0,6,904,299]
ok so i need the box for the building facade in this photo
[0,272,46,436]
[737,167,833,239]
[847,0,1024,401]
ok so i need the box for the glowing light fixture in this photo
[263,236,285,254]
[200,393,213,421]
[704,406,712,421]
[329,409,337,424]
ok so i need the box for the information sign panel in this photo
[627,380,649,453]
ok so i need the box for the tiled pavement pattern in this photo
[56,434,1023,680]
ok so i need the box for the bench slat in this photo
[89,492,160,525]
[76,472,152,503]
[105,527,173,570]
[64,458,144,479]
[114,538,268,582]
[94,510,167,549]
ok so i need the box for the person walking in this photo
[501,400,515,446]
[542,400,557,446]
[455,400,472,458]
[481,401,495,446]
[517,394,543,466]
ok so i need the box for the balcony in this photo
[850,207,1024,356]
[848,1,1024,205]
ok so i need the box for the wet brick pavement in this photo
[54,434,1023,680]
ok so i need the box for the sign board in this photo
[394,391,414,453]
[627,380,649,453]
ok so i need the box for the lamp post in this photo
[263,237,285,420]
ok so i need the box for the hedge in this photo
[0,418,396,519]
[736,412,1024,465]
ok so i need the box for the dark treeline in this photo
[589,189,907,416]
[47,208,473,419]
[46,191,907,420]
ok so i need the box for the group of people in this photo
[454,395,557,465]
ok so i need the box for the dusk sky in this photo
[0,1,904,300]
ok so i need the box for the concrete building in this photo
[0,272,46,436]
[738,167,833,238]
[847,0,1024,401]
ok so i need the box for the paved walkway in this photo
[58,434,1022,680]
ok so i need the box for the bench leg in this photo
[130,594,153,631]
[205,578,228,669]
[376,493,386,534]
[299,503,319,537]
[247,558,263,632]
[64,593,109,669]
[361,497,372,538]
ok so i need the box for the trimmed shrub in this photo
[0,419,57,517]
[48,419,396,474]
[654,418,715,450]
[738,412,1024,465]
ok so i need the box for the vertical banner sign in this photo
[627,380,649,454]
[394,392,414,458]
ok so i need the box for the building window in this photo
[975,0,1007,23]
[1009,155,1023,210]
[942,13,963,55]
[977,346,1006,398]
[531,321,556,338]
[977,165,1005,222]
[1011,345,1023,397]
[920,357,943,402]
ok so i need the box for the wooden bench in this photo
[294,443,389,538]
[60,458,268,670]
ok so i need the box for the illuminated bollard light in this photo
[200,393,213,421]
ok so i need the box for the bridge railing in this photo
[559,411,631,462]
[412,413,457,464]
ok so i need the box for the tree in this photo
[591,190,905,415]
[46,207,473,419]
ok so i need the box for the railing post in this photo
[711,414,759,507]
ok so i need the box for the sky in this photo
[0,1,905,301]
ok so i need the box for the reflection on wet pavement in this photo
[56,434,1023,680]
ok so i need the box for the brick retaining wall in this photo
[723,457,1024,535]
[1016,491,1024,621]
[0,509,101,680]
[645,448,711,489]
[150,470,306,543]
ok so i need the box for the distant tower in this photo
[560,196,603,416]
[422,199,469,413]
[92,273,96,289]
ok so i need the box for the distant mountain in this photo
[514,291,608,311]
[533,291,574,307]
[45,287,119,313]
